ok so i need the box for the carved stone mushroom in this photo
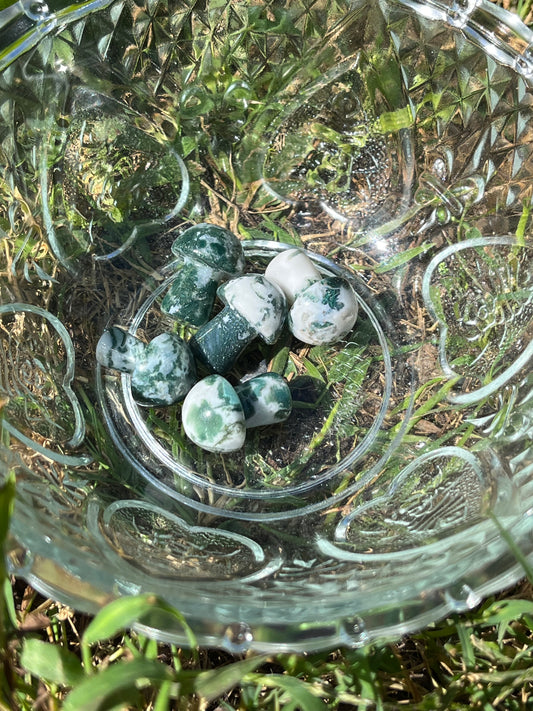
[96,327,196,405]
[182,372,292,453]
[96,326,146,372]
[265,248,358,345]
[235,372,292,428]
[161,223,245,326]
[190,274,287,374]
[264,247,321,303]
[131,332,197,405]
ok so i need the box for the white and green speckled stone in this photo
[289,276,358,345]
[161,223,245,326]
[264,248,321,304]
[161,260,219,326]
[182,374,246,453]
[235,373,292,428]
[131,332,197,405]
[219,275,287,344]
[96,327,146,373]
[190,274,287,374]
[170,223,244,271]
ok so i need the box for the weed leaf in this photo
[478,599,533,644]
[253,673,326,711]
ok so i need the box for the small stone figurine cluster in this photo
[96,224,358,453]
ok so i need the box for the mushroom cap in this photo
[96,326,145,373]
[131,332,197,405]
[264,248,321,304]
[170,223,245,277]
[182,374,246,453]
[218,274,287,344]
[289,276,358,345]
[235,372,292,428]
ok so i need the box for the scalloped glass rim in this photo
[7,511,533,652]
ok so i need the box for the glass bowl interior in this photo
[1,0,532,652]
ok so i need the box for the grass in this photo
[2,567,533,709]
[1,0,533,708]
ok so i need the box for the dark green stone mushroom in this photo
[161,223,245,326]
[189,274,287,374]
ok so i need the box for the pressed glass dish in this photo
[1,0,532,652]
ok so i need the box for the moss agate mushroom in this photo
[182,372,292,453]
[265,248,358,345]
[96,326,146,372]
[235,372,292,428]
[131,333,197,405]
[289,276,358,345]
[161,223,245,326]
[190,274,287,374]
[96,328,196,405]
[265,247,321,302]
[182,374,246,453]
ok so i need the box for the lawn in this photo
[1,0,533,709]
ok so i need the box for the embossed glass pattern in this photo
[0,0,532,651]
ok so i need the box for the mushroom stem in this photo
[190,274,287,374]
[161,261,218,326]
[190,307,257,374]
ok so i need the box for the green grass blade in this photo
[455,622,475,670]
[194,654,269,702]
[20,638,84,688]
[491,513,533,582]
[153,680,173,711]
[373,242,433,273]
[62,658,174,711]
[2,578,17,629]
[0,471,15,638]
[0,470,15,550]
[251,673,326,711]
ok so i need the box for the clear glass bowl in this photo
[1,0,532,652]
